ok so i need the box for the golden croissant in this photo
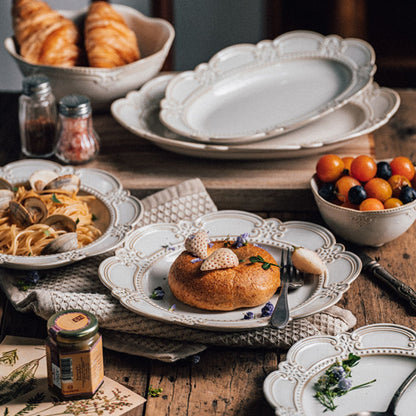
[85,1,140,68]
[12,0,81,67]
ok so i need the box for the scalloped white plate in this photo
[112,74,399,160]
[0,159,143,269]
[98,210,361,331]
[159,31,376,144]
[263,323,416,416]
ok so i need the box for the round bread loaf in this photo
[168,241,280,311]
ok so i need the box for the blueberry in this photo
[243,311,254,320]
[261,302,274,317]
[400,186,416,204]
[348,185,367,205]
[376,161,392,180]
[25,270,40,284]
[318,182,335,201]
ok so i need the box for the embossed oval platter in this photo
[112,74,399,160]
[263,323,416,415]
[0,159,142,269]
[98,210,361,331]
[159,31,376,144]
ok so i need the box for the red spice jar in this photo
[55,95,100,164]
[19,74,57,158]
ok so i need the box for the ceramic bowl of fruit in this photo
[310,154,416,247]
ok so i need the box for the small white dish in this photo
[263,323,416,416]
[311,174,416,247]
[5,5,175,110]
[0,159,142,269]
[98,210,361,331]
[159,30,376,144]
[111,75,399,160]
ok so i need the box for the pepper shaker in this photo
[19,74,57,158]
[55,95,100,164]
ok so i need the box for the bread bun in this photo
[168,241,280,311]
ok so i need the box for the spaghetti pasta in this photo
[0,179,102,256]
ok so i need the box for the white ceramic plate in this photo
[98,210,361,331]
[159,31,376,144]
[263,323,416,416]
[111,75,399,160]
[0,159,142,269]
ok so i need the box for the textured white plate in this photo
[111,75,399,160]
[263,323,416,416]
[159,31,376,143]
[98,210,361,331]
[0,159,143,269]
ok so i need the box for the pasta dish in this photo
[0,172,102,256]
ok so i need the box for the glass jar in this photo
[55,95,100,164]
[45,309,104,400]
[19,74,57,158]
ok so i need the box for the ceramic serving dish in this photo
[311,174,416,247]
[0,159,142,269]
[263,323,416,416]
[112,75,399,160]
[4,5,175,110]
[98,210,361,331]
[159,30,376,144]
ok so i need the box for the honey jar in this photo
[45,309,104,399]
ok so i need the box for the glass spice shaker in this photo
[19,74,57,158]
[55,95,100,164]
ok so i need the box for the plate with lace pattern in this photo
[98,210,361,331]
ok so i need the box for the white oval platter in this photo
[0,159,143,269]
[263,323,416,416]
[111,74,399,160]
[98,210,361,331]
[159,30,376,144]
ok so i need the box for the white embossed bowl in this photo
[311,174,416,247]
[4,5,175,110]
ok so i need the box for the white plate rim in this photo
[111,74,399,160]
[263,323,416,416]
[98,210,361,331]
[0,159,143,269]
[159,30,376,144]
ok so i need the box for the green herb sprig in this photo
[148,386,163,397]
[249,255,279,270]
[314,353,376,411]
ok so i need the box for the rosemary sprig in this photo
[249,255,279,270]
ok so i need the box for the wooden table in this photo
[1,89,416,415]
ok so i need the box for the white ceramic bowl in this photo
[4,5,175,110]
[310,175,416,247]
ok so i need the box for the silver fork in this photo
[270,248,302,328]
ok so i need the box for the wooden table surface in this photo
[1,89,416,415]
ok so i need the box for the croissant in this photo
[85,1,140,68]
[12,0,81,67]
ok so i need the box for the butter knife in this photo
[348,245,416,312]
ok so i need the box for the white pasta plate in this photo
[0,159,142,269]
[263,323,416,416]
[159,30,376,144]
[111,75,399,160]
[98,210,361,331]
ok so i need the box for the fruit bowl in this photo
[310,174,416,247]
[4,5,175,110]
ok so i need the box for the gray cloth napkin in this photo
[0,178,356,362]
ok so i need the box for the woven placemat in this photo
[0,178,356,362]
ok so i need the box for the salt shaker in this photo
[55,95,100,164]
[19,74,57,158]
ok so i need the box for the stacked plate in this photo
[111,30,400,160]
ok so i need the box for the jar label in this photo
[46,336,104,398]
[55,312,90,331]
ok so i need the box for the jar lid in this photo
[47,309,98,342]
[22,74,51,96]
[58,95,91,118]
